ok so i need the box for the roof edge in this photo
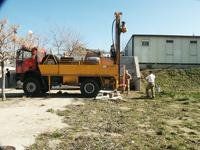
[132,34,200,38]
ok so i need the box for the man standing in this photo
[6,68,10,88]
[146,71,155,98]
[125,69,132,93]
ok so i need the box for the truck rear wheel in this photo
[23,77,41,96]
[80,79,100,98]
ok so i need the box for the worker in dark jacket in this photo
[6,68,10,88]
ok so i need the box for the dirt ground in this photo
[0,89,84,150]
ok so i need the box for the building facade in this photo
[124,34,200,67]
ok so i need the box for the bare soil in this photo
[0,89,84,150]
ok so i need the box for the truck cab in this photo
[16,47,45,81]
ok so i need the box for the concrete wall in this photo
[121,56,134,74]
[121,56,141,91]
[124,38,133,56]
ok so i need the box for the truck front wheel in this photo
[80,79,100,98]
[23,77,41,96]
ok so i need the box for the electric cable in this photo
[111,19,116,49]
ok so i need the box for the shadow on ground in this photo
[0,92,84,99]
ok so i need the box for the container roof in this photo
[132,34,200,38]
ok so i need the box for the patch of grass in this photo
[56,110,66,116]
[50,131,63,138]
[28,93,200,150]
[28,69,200,150]
[175,97,190,101]
[27,133,51,150]
[142,68,200,92]
[46,108,54,113]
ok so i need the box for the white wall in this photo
[128,35,200,64]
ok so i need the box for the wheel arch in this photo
[24,71,41,81]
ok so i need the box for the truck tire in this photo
[80,79,100,98]
[23,77,41,96]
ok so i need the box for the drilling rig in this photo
[15,12,126,97]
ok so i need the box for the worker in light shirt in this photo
[145,71,156,98]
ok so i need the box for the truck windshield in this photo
[17,50,32,61]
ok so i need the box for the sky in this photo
[0,0,200,51]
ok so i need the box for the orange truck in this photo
[15,12,126,97]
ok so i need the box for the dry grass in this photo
[28,69,200,150]
[28,91,200,150]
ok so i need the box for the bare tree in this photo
[37,34,49,49]
[50,26,86,57]
[15,30,49,56]
[0,19,18,101]
[16,31,39,49]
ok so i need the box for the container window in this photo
[166,40,174,43]
[190,40,197,44]
[142,41,149,46]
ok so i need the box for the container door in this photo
[165,40,174,63]
[189,41,198,63]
